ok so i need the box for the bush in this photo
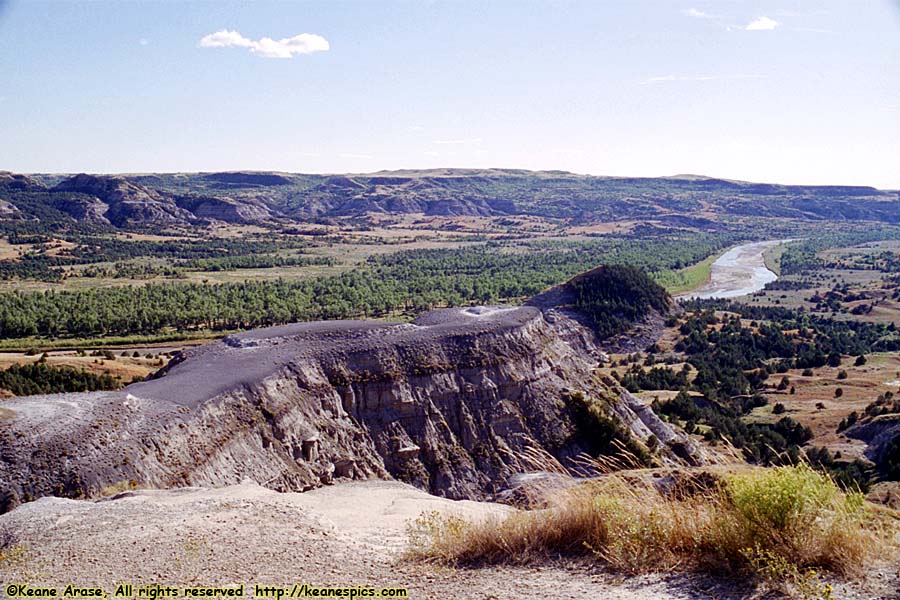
[773,403,786,415]
[837,411,858,432]
[408,464,894,585]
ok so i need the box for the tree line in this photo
[0,233,739,340]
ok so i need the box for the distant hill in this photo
[1,169,897,228]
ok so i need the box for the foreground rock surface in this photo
[0,481,674,599]
[1,480,894,600]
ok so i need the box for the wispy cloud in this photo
[139,38,149,46]
[641,74,764,85]
[432,137,483,145]
[685,8,786,34]
[198,29,329,59]
[423,151,440,156]
[339,153,372,160]
[408,125,425,132]
[683,8,714,19]
[746,16,779,31]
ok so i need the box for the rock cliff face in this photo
[0,287,701,513]
[53,174,195,226]
[845,416,900,470]
[47,175,275,225]
[0,200,21,217]
[174,194,272,223]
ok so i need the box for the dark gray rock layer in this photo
[0,305,700,512]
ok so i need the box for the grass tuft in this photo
[407,463,898,591]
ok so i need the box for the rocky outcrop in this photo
[52,194,111,224]
[1,173,275,227]
[0,200,21,217]
[53,174,195,226]
[0,172,43,190]
[175,194,272,223]
[844,415,900,467]
[0,291,700,512]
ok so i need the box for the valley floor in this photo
[1,480,896,600]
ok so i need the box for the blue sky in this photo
[1,1,898,187]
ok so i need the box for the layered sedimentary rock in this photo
[174,194,272,223]
[53,174,195,226]
[0,298,701,513]
[4,169,899,228]
[845,417,900,471]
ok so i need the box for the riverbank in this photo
[657,250,725,295]
[676,240,784,301]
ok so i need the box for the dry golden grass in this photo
[0,351,162,384]
[745,353,900,459]
[408,459,899,590]
[98,479,144,497]
[0,237,23,260]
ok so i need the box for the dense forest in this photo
[570,265,670,338]
[0,362,119,395]
[0,234,320,282]
[0,233,738,340]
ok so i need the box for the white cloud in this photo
[423,151,439,156]
[198,29,330,59]
[139,38,149,46]
[199,30,252,48]
[683,8,713,19]
[432,137,483,145]
[339,153,372,159]
[408,125,425,132]
[746,16,779,31]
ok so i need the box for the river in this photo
[677,240,783,300]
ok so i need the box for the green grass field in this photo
[655,249,724,294]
